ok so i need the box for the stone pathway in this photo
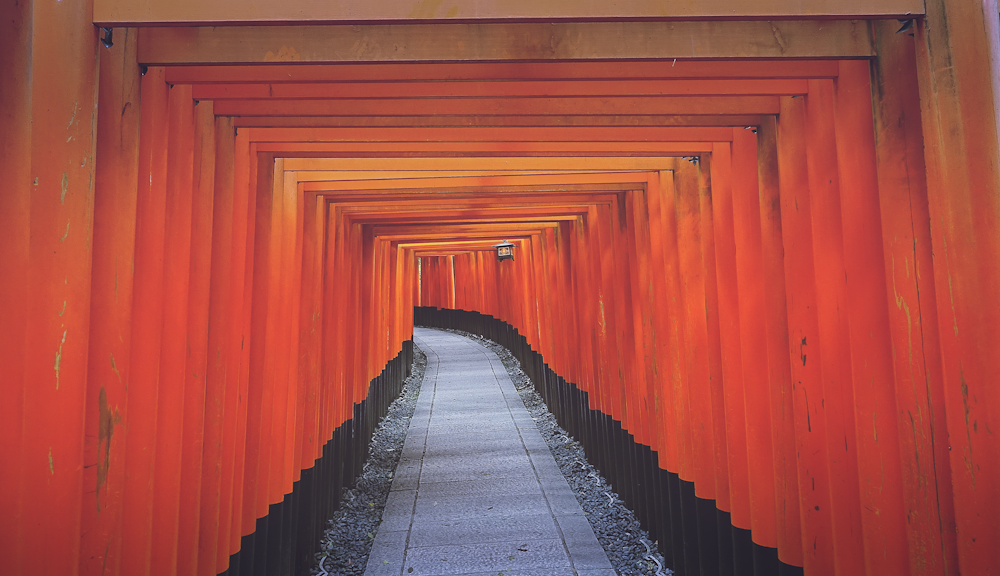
[363,327,615,576]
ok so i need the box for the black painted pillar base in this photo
[218,343,412,576]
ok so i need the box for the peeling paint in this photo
[59,221,70,242]
[67,101,78,129]
[407,0,445,18]
[96,387,122,513]
[58,301,67,316]
[61,172,68,204]
[803,387,812,432]
[263,46,302,62]
[48,448,54,475]
[873,410,878,443]
[960,371,975,489]
[54,330,67,389]
[110,353,121,383]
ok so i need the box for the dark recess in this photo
[217,341,413,576]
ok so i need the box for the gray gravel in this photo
[308,330,670,576]
[310,345,428,576]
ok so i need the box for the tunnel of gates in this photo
[2,1,1000,576]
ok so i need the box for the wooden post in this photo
[914,1,1000,572]
[834,60,910,576]
[80,26,142,576]
[757,113,803,568]
[870,19,958,576]
[119,67,169,576]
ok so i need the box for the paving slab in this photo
[364,327,614,576]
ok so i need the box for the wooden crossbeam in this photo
[193,79,808,99]
[167,60,841,83]
[138,21,875,64]
[247,126,735,142]
[97,0,922,25]
[213,96,780,117]
[299,172,657,190]
[255,143,717,154]
[285,156,678,171]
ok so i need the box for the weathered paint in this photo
[2,5,999,576]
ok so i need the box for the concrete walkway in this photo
[363,328,615,576]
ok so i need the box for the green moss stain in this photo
[48,448,54,475]
[960,372,975,489]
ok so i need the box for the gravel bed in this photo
[448,328,672,576]
[310,344,427,576]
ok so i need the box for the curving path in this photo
[363,327,615,576]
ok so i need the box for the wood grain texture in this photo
[97,0,923,24]
[138,21,874,64]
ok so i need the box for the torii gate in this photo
[1,1,998,576]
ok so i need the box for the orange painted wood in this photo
[673,160,715,493]
[119,68,169,576]
[730,127,777,545]
[773,95,836,575]
[220,128,255,564]
[655,170,693,479]
[833,60,910,576]
[213,96,780,117]
[242,152,279,532]
[150,83,197,576]
[296,192,324,470]
[175,100,217,576]
[192,79,809,100]
[96,1,923,25]
[756,115,802,565]
[624,190,654,448]
[79,27,142,576]
[804,78,866,576]
[576,207,605,416]
[594,203,622,422]
[557,223,581,388]
[608,196,637,433]
[914,3,1000,572]
[228,135,259,551]
[250,126,735,144]
[19,3,100,575]
[0,2,31,571]
[258,141,718,155]
[9,9,1000,572]
[199,115,236,576]
[870,21,958,576]
[707,146,738,515]
[233,116,762,129]
[697,156,726,503]
[645,171,682,474]
[165,60,841,84]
